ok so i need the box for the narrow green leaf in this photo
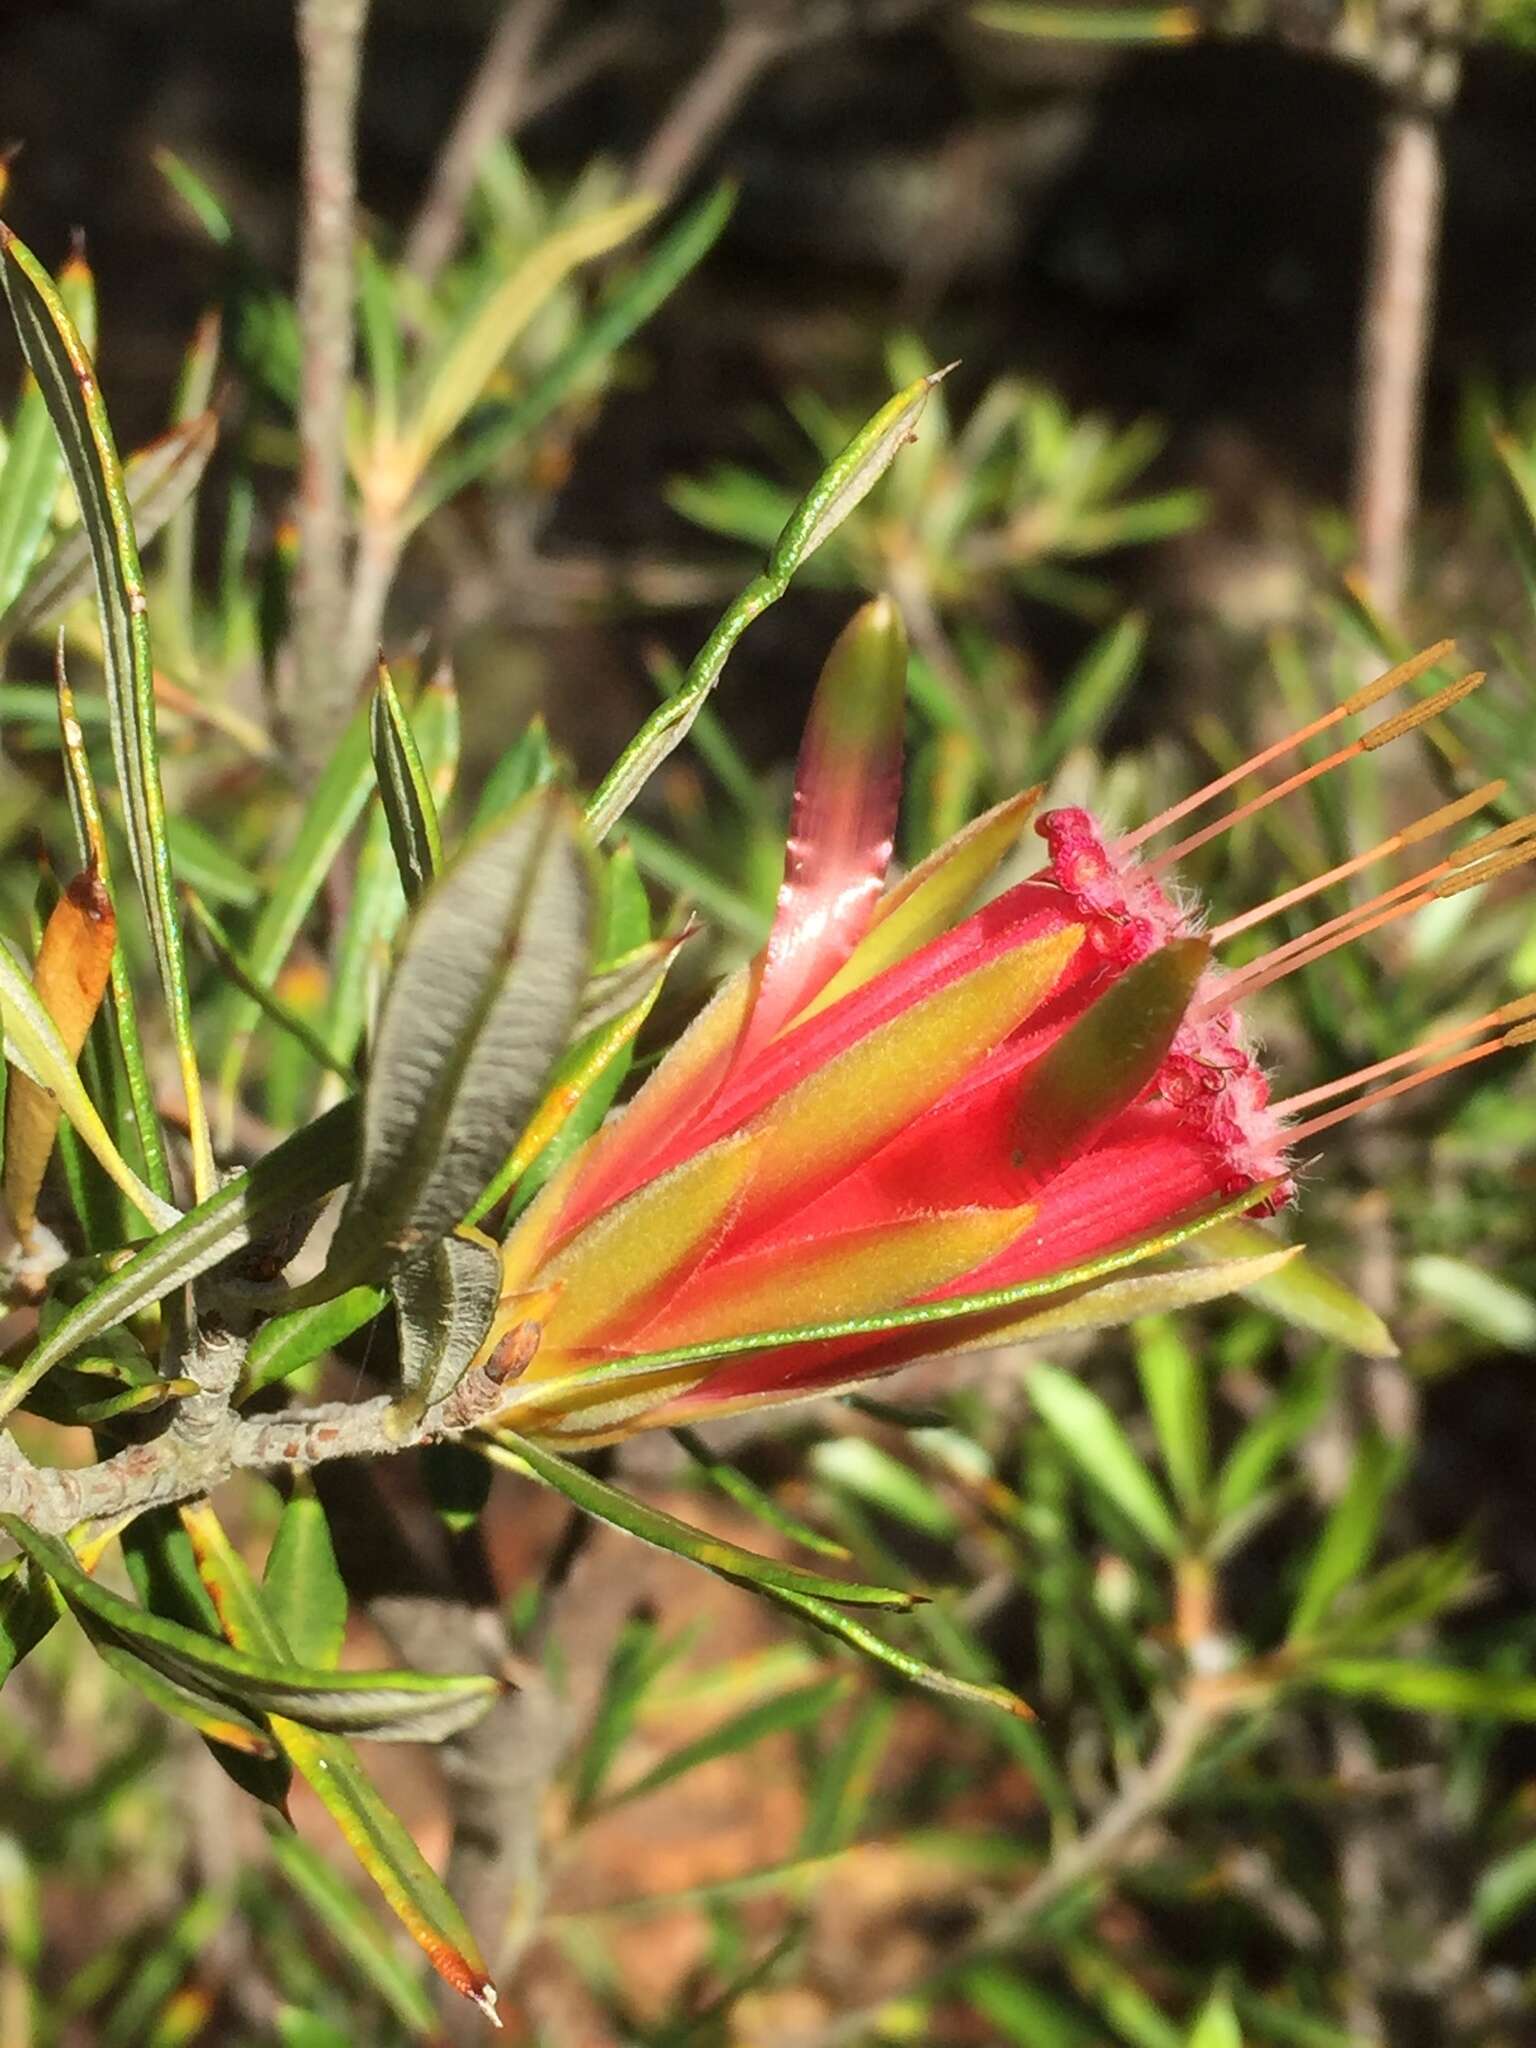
[5,1517,498,1742]
[267,1830,438,2038]
[1305,1541,1473,1654]
[1409,1252,1536,1348]
[1037,611,1146,770]
[1309,1658,1536,1719]
[1473,1832,1536,1938]
[404,193,655,470]
[94,1640,278,1756]
[1133,1315,1209,1515]
[976,3,1199,42]
[369,660,442,904]
[1064,1942,1183,2048]
[263,1490,347,1670]
[412,182,734,525]
[0,1551,61,1682]
[319,788,595,1288]
[812,1438,958,1540]
[584,366,946,841]
[217,699,376,1114]
[769,367,950,580]
[240,1285,386,1399]
[186,888,354,1082]
[0,351,65,614]
[800,1692,896,1856]
[487,1433,920,1609]
[603,1679,847,1812]
[0,225,214,1196]
[166,818,262,910]
[763,1582,1033,1719]
[1212,1352,1333,1526]
[473,715,558,830]
[674,1426,850,1562]
[0,410,218,640]
[1191,1220,1398,1357]
[1288,1434,1402,1640]
[55,659,173,1202]
[159,309,221,665]
[322,798,404,1069]
[1026,1365,1182,1556]
[0,1099,358,1424]
[1186,1989,1242,2048]
[964,1966,1095,2047]
[177,1502,498,2020]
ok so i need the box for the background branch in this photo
[1351,0,1464,620]
[403,0,565,288]
[289,0,372,777]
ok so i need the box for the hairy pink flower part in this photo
[1036,806,1292,1209]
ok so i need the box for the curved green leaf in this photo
[4,1517,497,1742]
[583,365,946,841]
[178,1501,497,2019]
[0,224,213,1195]
[488,1432,920,1610]
[1025,1365,1181,1556]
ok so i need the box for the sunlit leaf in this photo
[1025,1364,1181,1556]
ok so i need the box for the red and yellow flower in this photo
[482,603,1533,1442]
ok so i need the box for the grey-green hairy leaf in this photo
[390,1230,502,1417]
[321,787,595,1285]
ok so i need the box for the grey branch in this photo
[290,0,372,777]
[403,0,565,288]
[1350,0,1464,621]
[0,1340,534,1540]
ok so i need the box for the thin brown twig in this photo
[403,0,565,288]
[290,0,371,778]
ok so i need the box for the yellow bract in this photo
[526,1129,761,1361]
[637,1203,1036,1351]
[740,923,1083,1228]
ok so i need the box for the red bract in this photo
[485,606,1534,1442]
